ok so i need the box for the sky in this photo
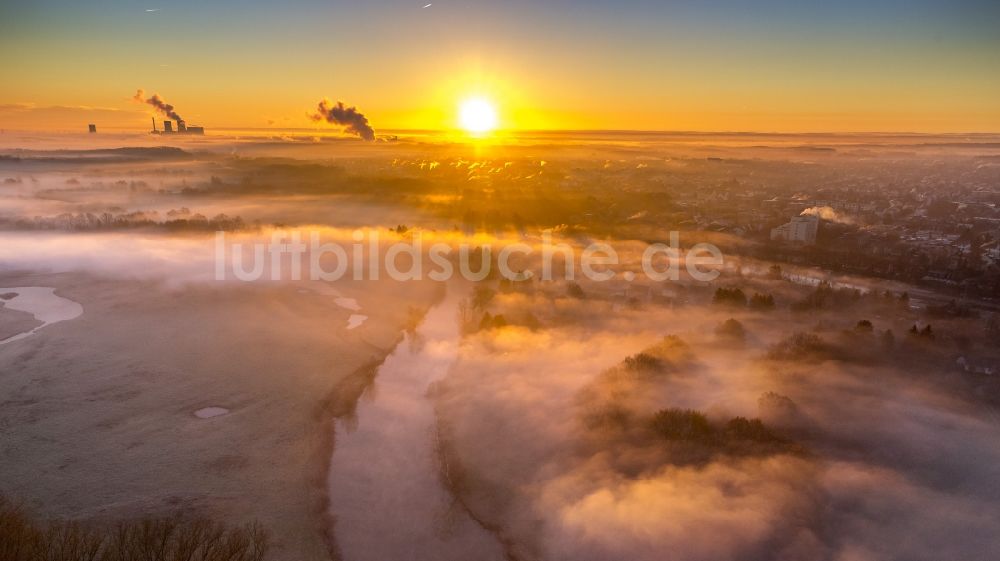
[1,0,999,133]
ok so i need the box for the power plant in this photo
[150,116,204,135]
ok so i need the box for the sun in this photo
[459,98,498,134]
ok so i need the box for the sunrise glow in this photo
[458,98,498,134]
[4,3,1000,560]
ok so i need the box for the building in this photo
[152,119,205,135]
[88,124,97,133]
[771,215,819,244]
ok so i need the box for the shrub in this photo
[478,312,508,330]
[715,318,746,341]
[757,392,799,424]
[650,409,715,442]
[792,282,862,312]
[767,332,828,361]
[725,417,783,443]
[647,409,797,461]
[0,497,268,561]
[749,293,775,310]
[713,287,747,307]
[623,352,662,372]
[909,324,935,340]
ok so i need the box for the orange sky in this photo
[1,1,998,133]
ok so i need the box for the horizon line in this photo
[4,126,1000,137]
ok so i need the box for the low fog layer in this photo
[432,269,1000,561]
[2,131,999,561]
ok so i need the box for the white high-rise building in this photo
[771,215,819,244]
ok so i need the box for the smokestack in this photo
[177,120,186,133]
[309,98,376,141]
[164,120,173,133]
[151,117,157,133]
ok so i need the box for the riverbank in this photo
[0,271,439,561]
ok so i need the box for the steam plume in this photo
[310,98,375,141]
[132,89,183,122]
[801,206,854,225]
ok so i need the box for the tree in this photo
[908,323,934,339]
[650,409,714,442]
[566,282,585,299]
[478,312,508,330]
[749,293,775,311]
[767,332,828,361]
[792,282,862,312]
[855,319,874,333]
[715,318,746,342]
[479,312,494,330]
[725,417,782,443]
[920,324,934,339]
[713,287,747,307]
[758,392,799,423]
[623,352,662,372]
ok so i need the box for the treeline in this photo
[649,408,798,459]
[752,238,1000,302]
[0,211,246,232]
[712,287,775,310]
[713,282,923,314]
[578,336,802,466]
[461,284,541,333]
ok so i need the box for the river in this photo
[326,284,504,561]
[0,286,84,345]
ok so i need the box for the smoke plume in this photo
[132,89,183,122]
[310,98,375,141]
[800,205,854,225]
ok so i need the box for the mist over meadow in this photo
[1,131,999,561]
